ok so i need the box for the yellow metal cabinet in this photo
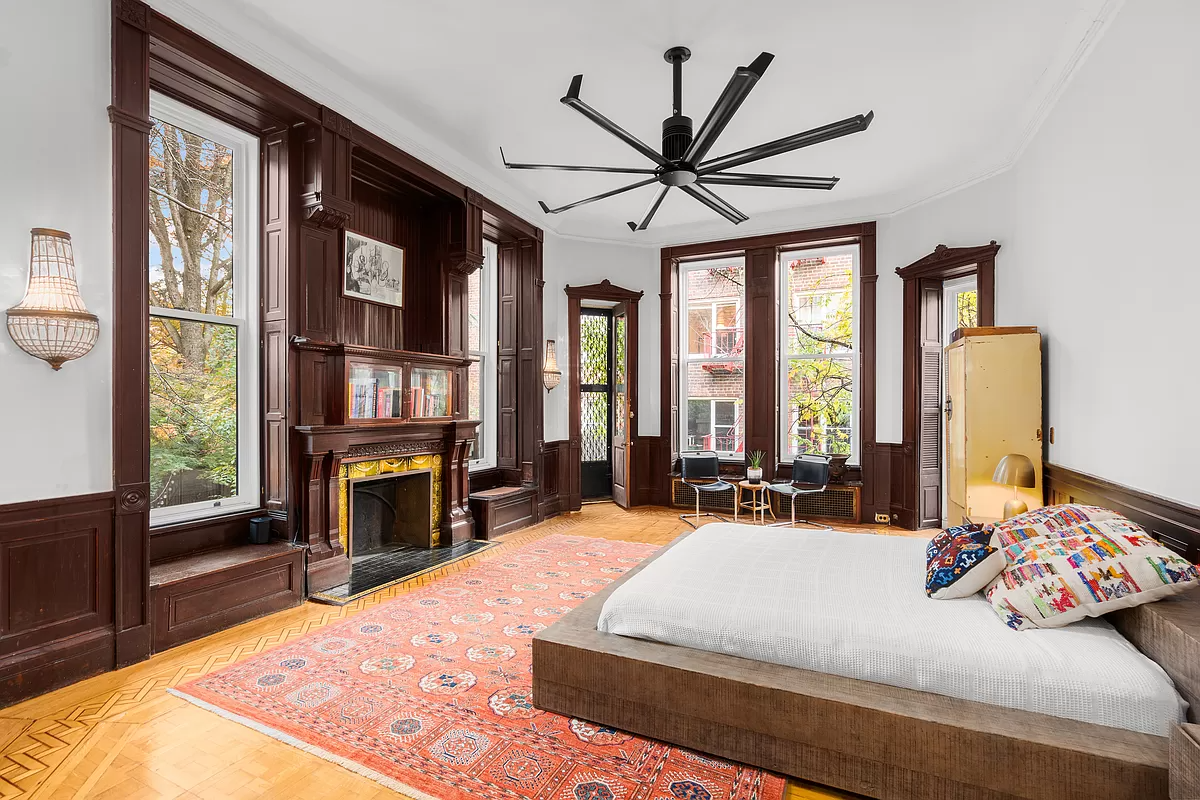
[945,328,1042,524]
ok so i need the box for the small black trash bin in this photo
[249,516,272,544]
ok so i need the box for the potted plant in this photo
[746,450,766,484]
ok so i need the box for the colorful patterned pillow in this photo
[985,516,1200,630]
[926,524,1005,600]
[990,503,1121,541]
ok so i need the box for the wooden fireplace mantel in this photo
[294,418,480,593]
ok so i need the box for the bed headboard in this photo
[1044,463,1200,719]
[1110,594,1200,723]
[1045,463,1200,562]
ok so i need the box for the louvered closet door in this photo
[945,342,967,513]
[917,283,943,528]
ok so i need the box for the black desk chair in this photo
[679,450,735,529]
[767,454,833,530]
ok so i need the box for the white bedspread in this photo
[597,524,1186,736]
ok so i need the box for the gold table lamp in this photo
[992,454,1037,519]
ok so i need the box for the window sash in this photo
[469,239,498,471]
[679,258,747,456]
[778,244,859,464]
[149,92,260,527]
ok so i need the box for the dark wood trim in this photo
[658,222,878,521]
[1045,463,1200,562]
[895,242,1000,529]
[661,223,876,261]
[110,0,153,668]
[565,282,644,508]
[150,543,303,652]
[0,492,117,706]
[148,510,265,564]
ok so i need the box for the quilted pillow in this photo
[925,524,1005,600]
[985,516,1200,630]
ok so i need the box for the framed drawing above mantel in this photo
[344,230,405,309]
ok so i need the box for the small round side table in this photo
[734,480,776,525]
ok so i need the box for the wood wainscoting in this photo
[0,493,117,707]
[1045,463,1200,561]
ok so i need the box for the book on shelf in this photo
[349,378,378,419]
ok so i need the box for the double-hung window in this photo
[147,94,260,525]
[779,244,858,462]
[680,257,745,456]
[468,239,498,469]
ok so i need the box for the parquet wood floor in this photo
[0,505,921,799]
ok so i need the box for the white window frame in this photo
[149,93,261,527]
[777,243,860,465]
[679,256,746,457]
[469,238,499,471]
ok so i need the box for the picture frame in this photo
[343,230,404,309]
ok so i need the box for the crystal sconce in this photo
[543,338,562,391]
[6,228,99,370]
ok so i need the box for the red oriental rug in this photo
[171,534,787,800]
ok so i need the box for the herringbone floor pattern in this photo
[0,505,900,799]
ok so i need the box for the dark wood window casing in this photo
[894,242,999,530]
[658,223,881,522]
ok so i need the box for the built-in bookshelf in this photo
[292,339,469,426]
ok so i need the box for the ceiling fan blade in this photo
[500,147,657,175]
[561,75,671,168]
[627,185,671,231]
[698,172,839,190]
[537,176,659,215]
[680,183,747,225]
[698,111,874,174]
[683,52,774,165]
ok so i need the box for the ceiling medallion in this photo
[502,46,874,231]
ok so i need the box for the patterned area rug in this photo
[172,534,786,800]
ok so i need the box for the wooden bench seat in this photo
[149,542,304,652]
[469,486,537,540]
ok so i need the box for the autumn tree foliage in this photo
[148,120,239,506]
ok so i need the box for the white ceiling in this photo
[169,0,1118,245]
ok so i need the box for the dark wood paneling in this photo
[150,544,303,651]
[262,128,291,519]
[744,246,778,482]
[469,488,538,540]
[1045,463,1200,562]
[0,493,116,706]
[110,0,153,668]
[895,242,1000,529]
[337,181,414,351]
[496,243,519,475]
[148,511,261,564]
[632,435,666,506]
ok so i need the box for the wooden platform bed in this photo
[532,532,1200,800]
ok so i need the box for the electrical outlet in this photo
[874,513,891,524]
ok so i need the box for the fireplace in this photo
[348,469,433,558]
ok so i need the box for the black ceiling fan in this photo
[501,46,874,232]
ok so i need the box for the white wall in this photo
[873,0,1200,505]
[542,234,660,442]
[0,0,112,504]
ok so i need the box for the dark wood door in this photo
[611,302,630,508]
[917,281,943,528]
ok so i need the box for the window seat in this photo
[149,541,303,652]
[469,485,537,540]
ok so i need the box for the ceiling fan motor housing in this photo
[662,115,693,162]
